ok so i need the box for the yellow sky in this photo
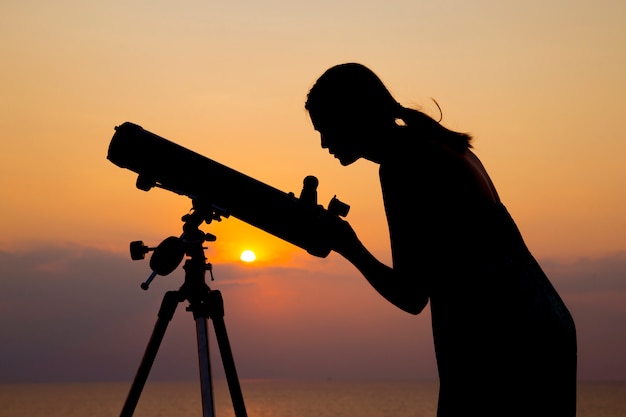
[1,0,625,261]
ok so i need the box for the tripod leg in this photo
[208,290,248,417]
[120,291,181,417]
[194,312,216,417]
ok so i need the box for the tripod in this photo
[119,204,247,417]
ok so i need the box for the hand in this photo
[324,214,362,258]
[302,212,360,259]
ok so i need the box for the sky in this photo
[1,0,626,385]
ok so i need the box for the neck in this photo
[366,126,412,164]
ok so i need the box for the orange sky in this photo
[1,1,626,384]
[2,0,625,260]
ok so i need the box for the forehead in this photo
[309,107,359,132]
[309,107,333,128]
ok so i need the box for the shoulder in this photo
[379,137,469,185]
[380,140,499,209]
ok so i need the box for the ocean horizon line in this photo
[2,377,625,385]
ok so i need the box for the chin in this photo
[339,158,359,166]
[332,152,360,166]
[331,154,361,166]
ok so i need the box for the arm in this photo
[329,218,429,315]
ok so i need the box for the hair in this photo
[305,63,472,152]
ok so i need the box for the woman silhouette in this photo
[305,63,576,416]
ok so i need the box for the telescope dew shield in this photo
[107,122,348,257]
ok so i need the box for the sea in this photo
[1,380,624,417]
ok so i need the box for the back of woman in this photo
[381,142,576,416]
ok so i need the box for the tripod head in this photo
[119,202,250,417]
[130,199,220,290]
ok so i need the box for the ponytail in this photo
[396,105,472,153]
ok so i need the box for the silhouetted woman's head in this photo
[305,63,471,165]
[306,63,400,131]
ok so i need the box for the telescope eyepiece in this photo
[328,196,350,218]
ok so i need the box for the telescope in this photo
[107,122,350,258]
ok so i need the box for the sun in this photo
[240,249,256,263]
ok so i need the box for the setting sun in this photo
[240,249,256,263]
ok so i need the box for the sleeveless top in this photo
[429,203,577,417]
[379,160,577,416]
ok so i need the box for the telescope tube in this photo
[107,122,348,257]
